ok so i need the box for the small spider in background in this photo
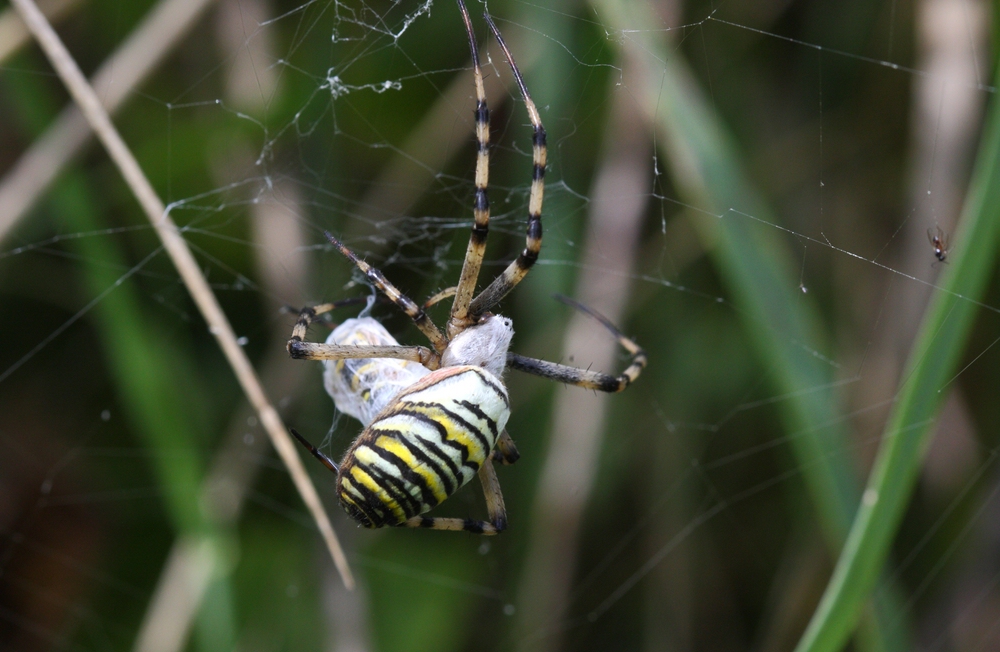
[928,226,951,263]
[286,0,645,535]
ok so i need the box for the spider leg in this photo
[400,460,508,535]
[287,296,371,345]
[490,430,520,465]
[401,516,501,534]
[423,286,458,310]
[477,457,508,530]
[324,232,448,352]
[286,297,442,367]
[506,295,646,392]
[288,341,440,368]
[448,0,492,335]
[290,428,339,474]
[467,14,546,319]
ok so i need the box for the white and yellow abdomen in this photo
[336,365,510,528]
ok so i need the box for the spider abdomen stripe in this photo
[337,365,510,528]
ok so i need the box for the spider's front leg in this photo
[448,0,493,336]
[466,14,547,319]
[323,232,449,353]
[286,301,441,368]
[288,340,440,368]
[287,297,366,346]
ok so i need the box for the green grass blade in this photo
[6,59,214,535]
[6,64,237,650]
[793,55,1000,652]
[61,187,206,533]
[52,175,237,652]
[592,0,856,537]
[591,1,912,649]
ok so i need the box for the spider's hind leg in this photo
[401,459,509,534]
[505,295,647,392]
[491,430,520,465]
[402,517,501,535]
[289,428,339,474]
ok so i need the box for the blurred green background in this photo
[2,0,1000,650]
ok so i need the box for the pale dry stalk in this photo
[9,0,352,589]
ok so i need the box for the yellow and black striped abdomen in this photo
[336,365,510,528]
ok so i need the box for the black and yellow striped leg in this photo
[468,14,546,318]
[477,458,507,531]
[401,460,508,535]
[506,295,647,392]
[402,516,501,535]
[287,297,370,345]
[324,232,449,353]
[448,0,492,337]
[288,297,380,355]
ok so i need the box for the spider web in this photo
[2,0,1000,650]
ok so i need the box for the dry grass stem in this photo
[10,0,353,588]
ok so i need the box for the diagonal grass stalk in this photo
[8,0,353,588]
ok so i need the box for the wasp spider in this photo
[287,0,646,535]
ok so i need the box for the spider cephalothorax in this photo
[440,314,513,378]
[287,0,645,534]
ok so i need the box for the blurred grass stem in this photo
[0,0,78,64]
[513,48,651,651]
[132,537,219,652]
[9,0,353,589]
[592,0,914,648]
[0,0,218,246]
